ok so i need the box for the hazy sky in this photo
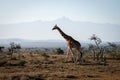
[0,0,120,42]
[0,0,120,24]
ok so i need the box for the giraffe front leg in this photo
[65,47,70,62]
[69,48,76,63]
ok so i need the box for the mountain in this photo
[0,39,64,48]
[0,16,120,42]
[0,39,89,48]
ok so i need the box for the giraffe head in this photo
[52,24,59,30]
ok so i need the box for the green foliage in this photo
[55,48,64,55]
[109,52,120,59]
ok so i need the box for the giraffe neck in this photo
[57,28,69,40]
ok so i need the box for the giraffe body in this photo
[52,24,83,63]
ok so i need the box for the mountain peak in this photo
[54,16,71,22]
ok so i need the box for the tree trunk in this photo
[93,49,96,61]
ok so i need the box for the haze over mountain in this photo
[0,38,66,48]
[0,17,120,42]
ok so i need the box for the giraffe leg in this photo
[69,48,76,63]
[80,51,83,63]
[76,50,80,62]
[65,47,70,62]
[76,49,83,64]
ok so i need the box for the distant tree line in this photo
[0,36,120,61]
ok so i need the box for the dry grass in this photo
[0,53,120,80]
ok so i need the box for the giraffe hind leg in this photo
[79,52,83,63]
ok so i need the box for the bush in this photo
[55,48,64,55]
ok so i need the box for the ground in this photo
[0,53,120,80]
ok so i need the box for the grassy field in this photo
[0,53,120,80]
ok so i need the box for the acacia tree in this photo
[8,42,21,58]
[88,44,96,60]
[90,34,102,49]
[90,34,104,61]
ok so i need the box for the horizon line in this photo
[0,38,119,43]
[0,16,119,26]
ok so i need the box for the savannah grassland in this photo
[0,53,120,80]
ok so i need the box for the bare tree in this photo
[9,42,15,54]
[8,42,21,58]
[90,34,104,61]
[90,34,102,49]
[88,44,96,60]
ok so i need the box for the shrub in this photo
[55,48,64,55]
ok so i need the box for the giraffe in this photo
[52,24,83,63]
